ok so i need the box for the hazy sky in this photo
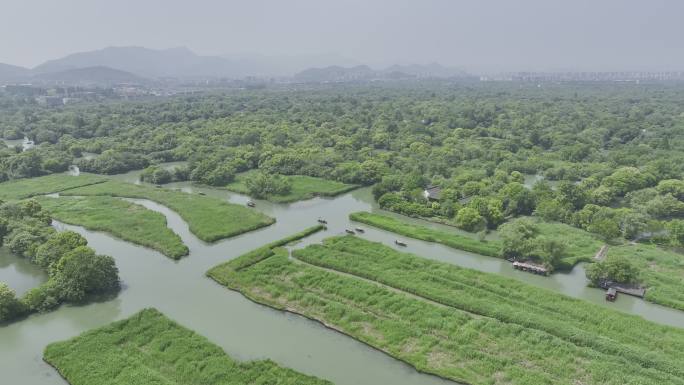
[1,0,682,72]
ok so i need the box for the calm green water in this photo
[106,161,188,184]
[1,180,683,385]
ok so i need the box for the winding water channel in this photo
[0,137,35,151]
[2,174,684,385]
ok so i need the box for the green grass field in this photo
[294,236,684,374]
[43,308,332,385]
[351,212,604,270]
[0,174,106,200]
[210,235,684,385]
[607,243,684,311]
[227,171,358,203]
[534,220,605,269]
[61,180,275,242]
[350,211,502,257]
[37,196,189,259]
[208,225,326,274]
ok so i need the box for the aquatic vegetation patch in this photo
[350,211,501,256]
[606,243,684,311]
[0,200,119,322]
[352,211,604,271]
[0,174,107,200]
[227,171,358,203]
[61,180,275,242]
[37,195,189,259]
[294,236,684,376]
[208,224,326,274]
[43,308,332,385]
[532,219,604,269]
[211,235,684,385]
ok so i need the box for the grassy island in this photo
[0,174,106,200]
[227,171,358,203]
[210,235,684,385]
[43,308,332,385]
[208,224,326,274]
[37,195,189,259]
[61,180,275,242]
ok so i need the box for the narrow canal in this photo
[1,178,683,385]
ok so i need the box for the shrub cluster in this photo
[0,199,119,322]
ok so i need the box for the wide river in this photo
[1,173,684,385]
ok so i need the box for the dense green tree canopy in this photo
[586,254,641,285]
[0,200,120,321]
[0,283,25,322]
[245,172,292,198]
[2,82,684,244]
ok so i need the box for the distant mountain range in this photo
[33,66,146,84]
[293,63,471,83]
[294,65,376,83]
[0,46,471,85]
[34,46,243,80]
[220,52,361,77]
[0,63,31,79]
[0,59,148,86]
[385,63,470,78]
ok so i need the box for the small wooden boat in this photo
[246,201,256,207]
[198,192,206,196]
[317,218,327,224]
[395,240,407,247]
[355,227,365,233]
[605,287,617,302]
[345,229,355,235]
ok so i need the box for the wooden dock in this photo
[512,261,549,275]
[612,284,646,298]
[594,245,608,260]
[599,280,646,298]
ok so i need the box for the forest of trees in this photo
[2,82,684,257]
[0,199,119,322]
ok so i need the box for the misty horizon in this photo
[1,0,683,73]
